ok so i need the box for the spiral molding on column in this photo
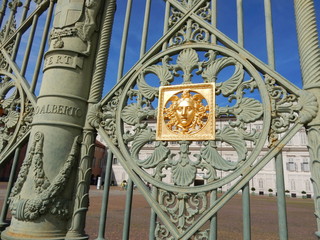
[88,0,117,103]
[294,0,320,90]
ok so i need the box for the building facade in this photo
[97,119,312,198]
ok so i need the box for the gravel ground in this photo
[0,183,317,239]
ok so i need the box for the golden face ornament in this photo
[156,83,215,141]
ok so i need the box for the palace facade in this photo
[96,119,312,198]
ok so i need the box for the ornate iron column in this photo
[294,0,320,238]
[1,0,109,239]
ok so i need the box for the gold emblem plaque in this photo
[156,83,215,141]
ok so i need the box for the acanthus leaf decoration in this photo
[17,100,34,140]
[0,16,17,44]
[176,0,200,10]
[99,88,122,145]
[200,140,237,171]
[3,109,19,128]
[121,103,141,125]
[294,90,318,124]
[217,97,263,127]
[121,102,156,127]
[131,128,170,168]
[233,97,263,123]
[218,127,247,161]
[203,57,244,96]
[143,64,174,86]
[0,74,26,153]
[87,103,102,129]
[177,48,199,83]
[137,75,159,101]
[172,162,197,186]
[169,141,197,186]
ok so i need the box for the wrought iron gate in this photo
[0,0,320,239]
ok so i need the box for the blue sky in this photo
[0,1,319,98]
[104,0,320,96]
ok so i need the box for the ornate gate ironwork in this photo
[0,0,320,239]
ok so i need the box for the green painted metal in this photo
[89,0,317,238]
[0,0,319,239]
[294,1,320,238]
[275,153,288,240]
[95,151,114,240]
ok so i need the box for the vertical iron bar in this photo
[149,186,157,240]
[122,178,134,240]
[11,0,31,62]
[140,0,151,58]
[116,1,134,237]
[237,1,251,239]
[210,1,218,235]
[162,1,170,50]
[264,0,275,69]
[30,0,54,93]
[20,14,39,76]
[0,147,21,230]
[242,184,251,240]
[0,0,8,28]
[117,0,132,82]
[264,1,288,238]
[275,153,288,240]
[3,1,20,45]
[237,0,244,47]
[211,0,217,44]
[95,151,114,240]
[209,190,217,240]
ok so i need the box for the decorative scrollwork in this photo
[158,190,207,231]
[169,19,210,47]
[99,89,123,145]
[265,75,317,146]
[175,0,202,10]
[0,19,16,70]
[17,100,34,140]
[195,1,211,23]
[98,44,270,188]
[0,74,24,154]
[155,223,174,240]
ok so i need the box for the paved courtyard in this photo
[0,183,317,239]
[86,186,317,240]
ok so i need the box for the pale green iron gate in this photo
[0,0,320,240]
